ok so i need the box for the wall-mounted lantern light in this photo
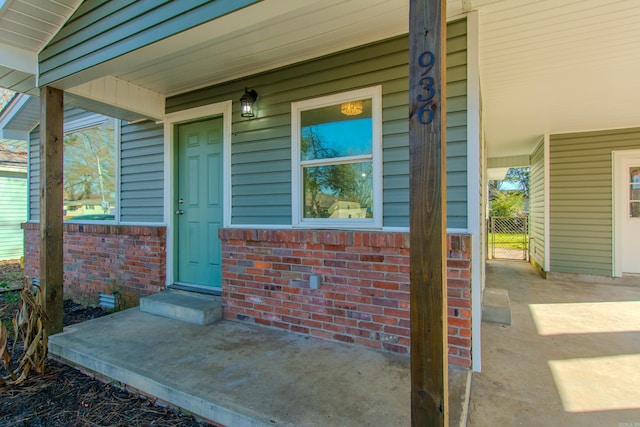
[240,88,258,118]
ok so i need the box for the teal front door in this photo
[176,117,223,289]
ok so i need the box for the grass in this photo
[489,232,529,250]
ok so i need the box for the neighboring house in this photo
[0,142,27,261]
[0,0,639,375]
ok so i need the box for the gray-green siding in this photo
[0,171,27,260]
[549,127,640,276]
[120,120,164,223]
[39,0,259,86]
[167,19,469,229]
[29,112,164,223]
[529,138,545,269]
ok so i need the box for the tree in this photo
[63,123,115,212]
[301,126,373,218]
[490,189,524,217]
[504,167,529,198]
[488,167,529,217]
[0,88,16,112]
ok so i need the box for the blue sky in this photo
[303,118,372,159]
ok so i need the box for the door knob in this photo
[175,209,184,215]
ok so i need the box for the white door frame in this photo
[163,101,233,286]
[612,149,640,277]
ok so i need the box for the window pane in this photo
[63,122,116,220]
[301,99,372,161]
[303,161,373,219]
[629,167,640,218]
[630,167,640,198]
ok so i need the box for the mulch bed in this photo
[0,260,212,426]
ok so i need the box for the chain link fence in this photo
[488,215,529,260]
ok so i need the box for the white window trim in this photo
[291,86,383,229]
[62,116,120,225]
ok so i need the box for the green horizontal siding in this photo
[120,120,164,223]
[529,140,545,268]
[167,18,468,228]
[549,127,640,276]
[39,0,259,86]
[0,171,27,260]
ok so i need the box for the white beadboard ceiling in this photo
[478,0,640,157]
[0,0,79,51]
[0,0,639,159]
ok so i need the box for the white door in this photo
[614,150,640,275]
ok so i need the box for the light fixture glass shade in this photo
[340,100,363,116]
[240,88,258,118]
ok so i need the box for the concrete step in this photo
[482,288,511,325]
[140,291,222,325]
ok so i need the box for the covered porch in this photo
[48,304,471,426]
[471,260,640,426]
[1,0,639,424]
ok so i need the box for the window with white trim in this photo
[292,86,382,228]
[63,118,118,222]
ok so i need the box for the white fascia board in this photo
[0,94,31,140]
[466,10,483,373]
[543,133,550,272]
[0,43,37,74]
[67,76,165,121]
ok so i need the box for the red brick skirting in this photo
[22,223,166,307]
[219,229,472,368]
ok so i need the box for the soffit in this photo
[478,0,640,157]
[0,0,638,160]
[0,0,79,51]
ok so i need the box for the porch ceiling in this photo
[0,0,639,158]
[0,0,82,94]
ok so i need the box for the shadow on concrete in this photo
[469,260,640,427]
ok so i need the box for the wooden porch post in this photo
[408,0,448,426]
[39,86,64,335]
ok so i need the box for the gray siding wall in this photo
[39,0,258,86]
[167,19,469,228]
[0,171,27,260]
[29,112,164,223]
[549,127,640,276]
[529,138,545,269]
[120,120,164,223]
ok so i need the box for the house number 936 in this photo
[417,51,437,125]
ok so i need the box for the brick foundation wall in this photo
[219,229,472,368]
[23,223,166,307]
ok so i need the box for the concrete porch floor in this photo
[48,306,470,426]
[470,260,640,427]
